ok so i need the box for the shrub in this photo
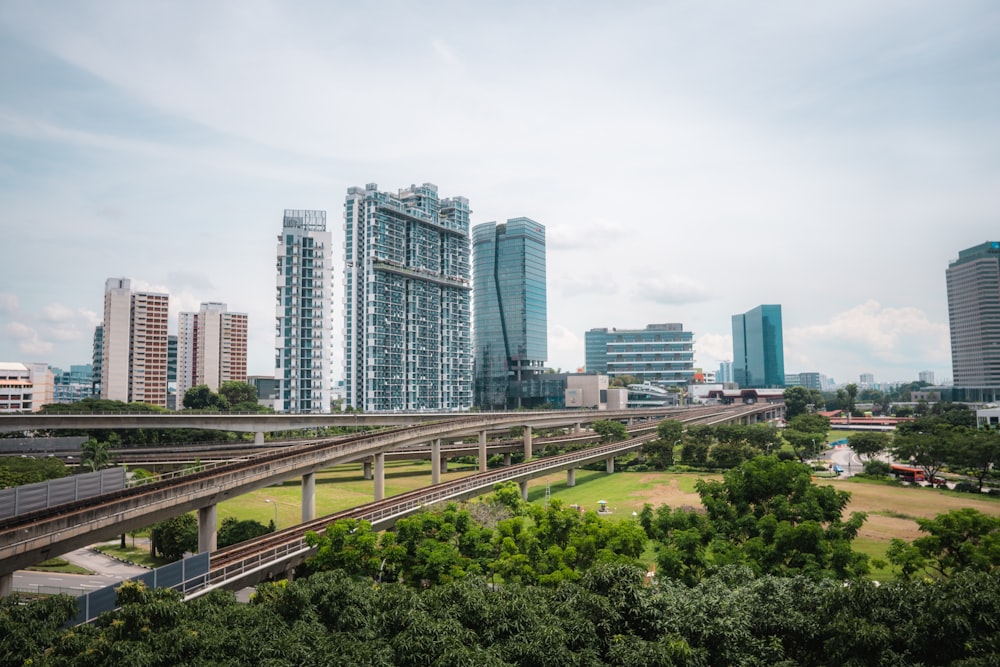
[863,460,891,477]
[953,481,981,494]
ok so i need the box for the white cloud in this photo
[548,324,584,373]
[548,219,625,250]
[695,332,733,372]
[634,275,713,306]
[6,322,54,357]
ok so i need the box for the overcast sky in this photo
[2,1,998,387]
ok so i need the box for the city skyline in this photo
[3,3,998,384]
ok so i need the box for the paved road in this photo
[823,444,862,478]
[13,542,149,596]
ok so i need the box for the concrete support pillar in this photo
[523,425,533,461]
[574,422,581,434]
[636,449,645,463]
[363,459,373,480]
[198,504,217,554]
[519,479,529,500]
[302,472,316,523]
[374,452,385,501]
[567,468,576,487]
[0,573,11,597]
[478,431,488,472]
[503,452,512,466]
[254,431,264,446]
[606,457,615,474]
[440,456,449,473]
[431,439,441,485]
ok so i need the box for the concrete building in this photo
[732,304,785,389]
[472,218,547,410]
[947,242,1000,402]
[177,303,248,404]
[585,323,695,387]
[343,183,472,412]
[918,370,935,385]
[859,373,875,389]
[100,278,169,407]
[0,362,34,412]
[91,325,103,397]
[276,210,334,413]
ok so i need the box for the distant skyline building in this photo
[343,183,472,412]
[919,370,935,385]
[717,360,734,384]
[100,278,169,407]
[859,373,875,389]
[784,372,823,391]
[91,325,103,397]
[177,302,248,404]
[472,218,547,409]
[275,210,333,413]
[585,323,695,387]
[53,364,95,404]
[0,362,34,412]
[947,242,1000,402]
[732,304,785,389]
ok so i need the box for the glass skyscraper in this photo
[275,210,333,413]
[343,183,472,412]
[947,241,1000,401]
[732,304,785,389]
[473,218,547,409]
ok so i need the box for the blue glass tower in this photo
[732,305,785,388]
[473,218,547,409]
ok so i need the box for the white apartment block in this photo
[100,278,169,407]
[177,303,248,402]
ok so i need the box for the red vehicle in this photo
[890,464,925,483]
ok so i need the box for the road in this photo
[822,444,862,478]
[13,542,149,596]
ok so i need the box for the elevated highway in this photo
[0,403,782,593]
[195,404,771,595]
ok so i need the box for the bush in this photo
[863,460,891,477]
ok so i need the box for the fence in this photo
[68,552,210,626]
[0,467,126,520]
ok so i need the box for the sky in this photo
[1,1,998,388]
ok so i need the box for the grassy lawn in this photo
[94,544,170,569]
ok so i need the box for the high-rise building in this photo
[91,325,103,397]
[473,218,547,409]
[919,370,935,385]
[344,183,472,412]
[177,303,248,404]
[859,373,875,389]
[100,278,169,407]
[585,323,694,387]
[717,360,734,384]
[53,364,95,404]
[275,210,333,413]
[947,242,1000,402]
[732,304,785,389]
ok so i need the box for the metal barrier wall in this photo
[68,552,210,626]
[0,467,126,520]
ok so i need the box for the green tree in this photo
[783,385,813,420]
[887,508,1000,579]
[80,437,112,472]
[847,431,891,461]
[892,426,951,483]
[691,456,869,579]
[218,380,260,409]
[952,428,1000,491]
[218,517,273,548]
[592,419,628,443]
[182,384,229,410]
[642,419,683,468]
[150,513,198,560]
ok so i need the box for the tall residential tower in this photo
[472,218,547,409]
[100,278,169,406]
[343,183,472,412]
[275,210,333,413]
[732,304,785,389]
[177,302,248,403]
[947,242,1000,401]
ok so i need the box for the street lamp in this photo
[264,499,278,530]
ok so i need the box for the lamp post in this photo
[264,499,278,530]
